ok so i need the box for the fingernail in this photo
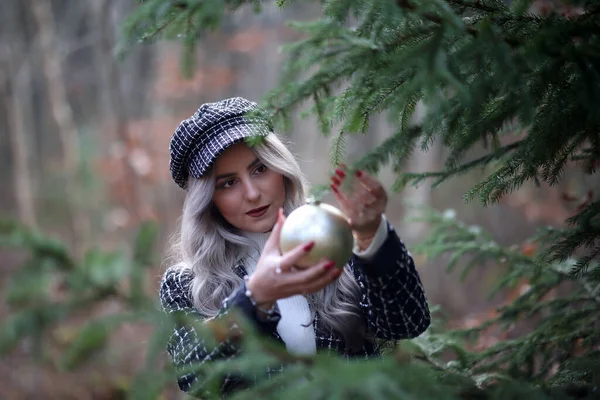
[330,184,339,193]
[323,261,335,269]
[335,168,345,178]
[330,176,341,186]
[355,170,363,177]
[303,242,315,251]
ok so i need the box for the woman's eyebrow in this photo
[247,158,260,170]
[215,158,260,181]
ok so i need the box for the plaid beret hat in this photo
[169,97,273,189]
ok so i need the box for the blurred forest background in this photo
[0,0,597,399]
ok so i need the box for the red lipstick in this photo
[247,205,269,217]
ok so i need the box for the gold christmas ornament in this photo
[280,200,354,269]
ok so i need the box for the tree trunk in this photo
[401,100,438,242]
[1,54,38,229]
[29,0,85,254]
[89,0,144,223]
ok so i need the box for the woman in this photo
[160,97,430,397]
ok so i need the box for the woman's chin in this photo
[239,214,275,233]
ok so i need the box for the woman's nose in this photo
[243,180,260,201]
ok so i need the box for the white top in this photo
[242,214,389,355]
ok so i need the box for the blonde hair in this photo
[167,133,365,350]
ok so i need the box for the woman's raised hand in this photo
[246,208,342,308]
[330,166,388,248]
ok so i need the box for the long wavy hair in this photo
[167,133,366,350]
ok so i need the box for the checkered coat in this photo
[159,222,430,398]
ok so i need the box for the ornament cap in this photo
[306,196,321,206]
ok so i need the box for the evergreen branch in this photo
[542,202,600,276]
[313,89,332,136]
[355,126,422,174]
[445,0,506,13]
[394,0,597,50]
[146,12,181,41]
[398,140,522,189]
[469,326,591,374]
[360,78,407,126]
[400,92,422,134]
[329,131,347,167]
[410,346,479,383]
[582,279,600,305]
[383,26,438,52]
[265,50,364,122]
[395,0,522,46]
[413,209,600,386]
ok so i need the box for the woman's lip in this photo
[247,205,269,216]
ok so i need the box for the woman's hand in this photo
[329,166,388,249]
[246,209,343,308]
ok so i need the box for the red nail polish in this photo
[303,242,315,251]
[330,184,339,193]
[323,261,335,269]
[355,170,363,177]
[335,168,345,178]
[331,176,341,186]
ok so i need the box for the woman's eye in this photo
[254,164,267,175]
[222,179,236,188]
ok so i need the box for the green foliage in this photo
[410,208,600,388]
[0,219,176,395]
[118,0,263,77]
[6,213,598,398]
[119,1,600,251]
[5,0,594,398]
[60,315,125,370]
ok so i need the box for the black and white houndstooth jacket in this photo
[159,222,431,398]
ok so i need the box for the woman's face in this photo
[212,142,286,233]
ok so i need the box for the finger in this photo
[302,267,344,293]
[333,183,370,221]
[330,184,354,216]
[264,208,285,252]
[355,170,385,197]
[279,240,316,271]
[291,259,337,286]
[291,262,343,294]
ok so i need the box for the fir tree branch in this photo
[399,140,522,188]
[149,18,178,40]
[445,0,504,14]
[355,126,422,174]
[396,0,489,40]
[329,130,347,166]
[395,0,524,47]
[582,279,600,305]
[361,78,407,123]
[384,26,437,49]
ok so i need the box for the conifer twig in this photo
[401,140,522,185]
[395,0,521,46]
[445,0,502,13]
[396,0,482,37]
